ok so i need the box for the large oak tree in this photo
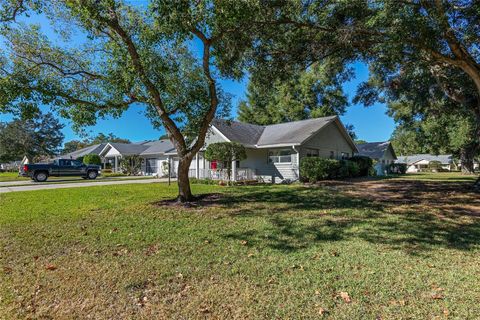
[0,0,265,201]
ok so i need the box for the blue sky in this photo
[0,10,396,144]
[0,62,396,143]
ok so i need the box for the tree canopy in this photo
[243,1,480,173]
[62,133,130,154]
[0,0,263,201]
[0,111,64,162]
[238,60,350,125]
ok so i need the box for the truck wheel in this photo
[34,171,48,182]
[87,170,98,180]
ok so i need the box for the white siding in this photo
[204,128,229,145]
[299,121,355,160]
[239,148,298,183]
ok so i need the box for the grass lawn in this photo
[0,172,154,186]
[1,173,479,319]
[0,172,28,182]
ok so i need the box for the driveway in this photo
[0,178,173,193]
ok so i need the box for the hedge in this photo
[300,157,362,182]
[83,154,102,165]
[348,156,373,176]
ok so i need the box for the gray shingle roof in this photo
[396,154,453,165]
[356,141,394,160]
[212,116,339,147]
[257,116,337,146]
[140,139,175,155]
[60,143,107,159]
[211,119,265,147]
[108,143,149,155]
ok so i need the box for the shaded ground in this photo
[1,173,479,319]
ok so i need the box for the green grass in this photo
[0,172,28,182]
[394,171,479,182]
[1,174,479,319]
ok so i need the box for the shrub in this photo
[83,154,102,165]
[337,160,360,178]
[119,155,143,175]
[348,156,373,176]
[300,157,341,182]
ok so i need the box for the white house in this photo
[396,154,457,173]
[355,141,397,175]
[64,116,357,182]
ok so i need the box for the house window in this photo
[330,151,335,159]
[305,148,319,157]
[268,149,292,163]
[145,158,158,174]
[341,152,349,159]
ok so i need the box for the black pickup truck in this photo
[21,159,101,182]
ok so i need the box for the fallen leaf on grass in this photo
[339,291,351,303]
[240,240,248,245]
[199,306,210,313]
[431,293,444,300]
[443,309,449,317]
[3,266,13,274]
[318,307,328,316]
[45,264,57,271]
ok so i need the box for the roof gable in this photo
[140,139,175,155]
[211,119,264,147]
[356,141,396,160]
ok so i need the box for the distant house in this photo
[99,140,175,176]
[355,141,397,175]
[396,154,457,173]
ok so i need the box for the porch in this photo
[188,168,256,181]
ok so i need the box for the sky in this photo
[0,8,396,144]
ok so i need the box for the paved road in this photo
[0,178,172,193]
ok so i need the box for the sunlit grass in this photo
[1,177,479,319]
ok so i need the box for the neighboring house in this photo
[355,141,397,176]
[396,154,456,173]
[93,116,357,182]
[99,140,176,176]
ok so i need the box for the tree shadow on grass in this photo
[218,183,480,255]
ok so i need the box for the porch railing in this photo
[188,168,256,181]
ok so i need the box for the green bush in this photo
[338,160,360,178]
[83,154,102,165]
[348,156,373,176]
[301,157,364,182]
[300,158,340,182]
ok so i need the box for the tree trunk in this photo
[176,157,194,202]
[460,147,476,174]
